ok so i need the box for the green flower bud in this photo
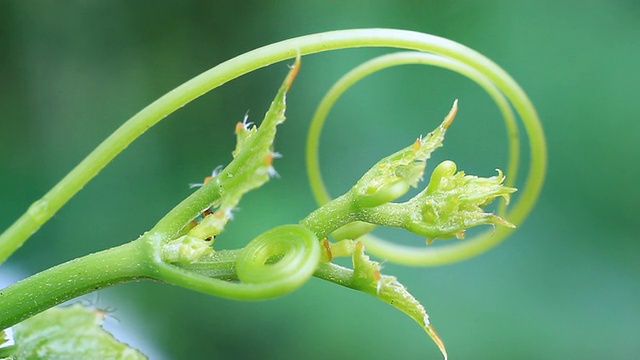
[357,179,410,208]
[424,160,457,195]
[405,161,516,242]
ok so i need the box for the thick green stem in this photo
[0,239,152,330]
[299,194,356,238]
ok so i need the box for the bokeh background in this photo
[1,1,638,359]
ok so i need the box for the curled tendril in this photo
[152,225,320,300]
[236,225,320,286]
[306,50,545,266]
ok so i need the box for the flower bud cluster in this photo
[407,160,516,243]
[342,101,515,245]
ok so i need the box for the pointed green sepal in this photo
[351,101,457,208]
[183,57,301,244]
[350,242,447,359]
[216,55,300,211]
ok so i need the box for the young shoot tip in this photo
[443,99,458,129]
[425,324,448,360]
[284,53,301,90]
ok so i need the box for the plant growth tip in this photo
[443,99,458,129]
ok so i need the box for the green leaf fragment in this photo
[0,330,15,358]
[8,303,146,360]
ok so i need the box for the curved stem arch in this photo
[0,28,545,265]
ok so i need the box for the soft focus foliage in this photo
[10,304,145,360]
[1,1,638,359]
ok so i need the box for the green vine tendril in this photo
[0,29,545,263]
[0,29,546,359]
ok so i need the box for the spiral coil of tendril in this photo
[306,50,544,266]
[236,225,320,289]
[155,224,321,300]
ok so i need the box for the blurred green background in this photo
[1,1,638,359]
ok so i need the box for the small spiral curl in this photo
[155,224,321,300]
[236,224,321,288]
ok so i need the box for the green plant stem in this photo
[299,193,356,238]
[0,239,152,330]
[149,180,222,238]
[172,250,240,279]
[0,28,545,265]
